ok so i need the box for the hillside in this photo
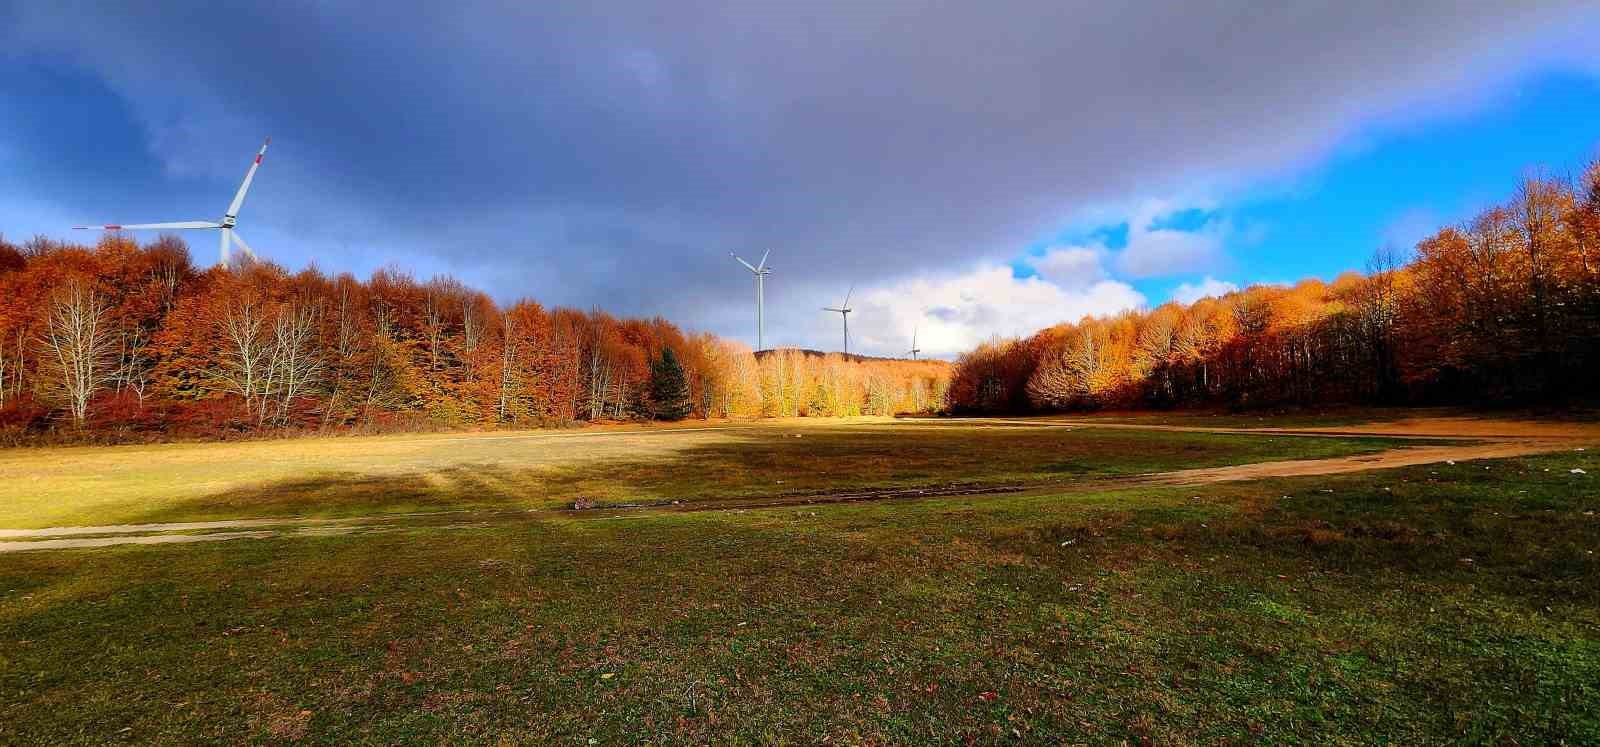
[950,159,1600,413]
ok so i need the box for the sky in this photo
[2,2,1599,358]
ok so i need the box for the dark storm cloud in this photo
[2,0,1597,350]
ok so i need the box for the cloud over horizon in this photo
[850,262,1146,360]
[2,1,1599,354]
[1171,277,1242,305]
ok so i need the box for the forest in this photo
[0,238,949,443]
[5,157,1596,440]
[950,162,1600,413]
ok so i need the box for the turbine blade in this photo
[230,230,257,260]
[225,137,271,219]
[731,252,758,273]
[757,249,770,270]
[73,221,221,230]
[843,283,854,307]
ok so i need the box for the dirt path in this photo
[981,415,1600,440]
[3,417,1589,553]
[1132,439,1569,484]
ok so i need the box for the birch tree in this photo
[41,280,115,426]
[266,299,325,426]
[216,295,272,418]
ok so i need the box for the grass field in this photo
[1079,406,1600,430]
[0,419,1411,528]
[1,415,1596,743]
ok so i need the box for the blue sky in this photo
[3,2,1599,356]
[1207,70,1600,296]
[1019,70,1600,306]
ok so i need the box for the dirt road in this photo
[3,416,1590,553]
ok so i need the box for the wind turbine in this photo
[823,284,854,356]
[75,137,272,266]
[907,324,922,360]
[731,250,772,351]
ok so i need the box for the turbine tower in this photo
[907,324,922,360]
[823,284,854,356]
[75,137,272,266]
[731,250,772,351]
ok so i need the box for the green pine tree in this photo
[649,347,693,421]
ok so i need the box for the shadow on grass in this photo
[1,451,1596,743]
[109,425,1415,526]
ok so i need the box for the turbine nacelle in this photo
[824,284,855,355]
[732,250,774,350]
[73,137,271,266]
[731,250,772,275]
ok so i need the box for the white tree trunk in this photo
[42,281,114,426]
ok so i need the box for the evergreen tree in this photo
[649,347,692,420]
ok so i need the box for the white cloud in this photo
[8,0,1588,336]
[1114,200,1229,277]
[1035,200,1234,282]
[1032,245,1108,290]
[1170,276,1239,304]
[848,256,1145,358]
[825,202,1254,356]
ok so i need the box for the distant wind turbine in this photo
[731,250,773,351]
[907,324,922,360]
[823,284,854,356]
[75,137,272,266]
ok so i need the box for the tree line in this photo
[0,236,949,442]
[950,160,1600,413]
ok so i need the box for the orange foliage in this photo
[949,162,1600,412]
[0,236,949,441]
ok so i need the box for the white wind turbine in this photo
[75,137,272,266]
[731,250,773,351]
[823,284,854,356]
[907,324,922,360]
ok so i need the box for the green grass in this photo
[0,420,1412,528]
[1,450,1595,743]
[1077,405,1600,429]
[1071,406,1434,428]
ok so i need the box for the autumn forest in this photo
[2,158,1598,442]
[0,237,949,443]
[947,162,1600,414]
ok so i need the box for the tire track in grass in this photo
[2,424,1585,552]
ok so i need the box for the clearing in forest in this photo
[0,415,1436,529]
[0,412,1595,743]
